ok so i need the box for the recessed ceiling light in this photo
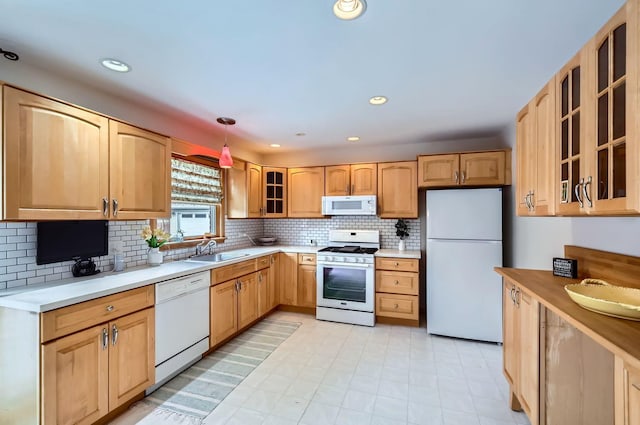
[270,144,281,148]
[369,96,388,105]
[295,132,306,137]
[347,136,360,142]
[100,58,131,73]
[333,0,367,20]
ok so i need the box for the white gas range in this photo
[316,229,379,326]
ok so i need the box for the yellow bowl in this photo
[564,280,640,321]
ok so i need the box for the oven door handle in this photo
[317,262,372,269]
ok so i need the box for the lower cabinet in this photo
[210,257,274,347]
[297,254,317,308]
[41,308,154,425]
[616,359,640,425]
[375,257,419,322]
[279,252,299,305]
[503,280,539,425]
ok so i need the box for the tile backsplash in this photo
[263,216,421,250]
[0,215,419,290]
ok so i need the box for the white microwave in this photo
[321,195,377,215]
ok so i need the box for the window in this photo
[157,156,225,240]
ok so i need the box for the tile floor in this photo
[114,311,530,425]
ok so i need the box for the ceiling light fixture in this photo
[369,96,388,105]
[270,144,281,148]
[295,132,306,137]
[333,0,367,20]
[347,136,360,142]
[100,58,131,73]
[216,117,235,169]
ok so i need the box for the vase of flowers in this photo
[395,219,409,251]
[141,226,170,266]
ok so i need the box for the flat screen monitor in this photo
[36,220,108,265]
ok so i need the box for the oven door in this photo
[316,261,374,312]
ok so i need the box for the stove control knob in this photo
[347,257,356,263]
[357,257,365,263]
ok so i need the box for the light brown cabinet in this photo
[377,161,418,218]
[237,273,258,329]
[210,279,238,346]
[41,295,154,425]
[503,280,539,425]
[257,267,273,317]
[279,252,299,305]
[227,160,262,218]
[3,86,110,220]
[263,167,287,217]
[325,163,377,196]
[297,254,317,308]
[2,86,171,220]
[374,257,419,323]
[268,254,280,308]
[616,359,640,425]
[288,167,325,218]
[418,150,511,189]
[109,121,171,219]
[516,80,556,216]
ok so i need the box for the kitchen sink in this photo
[188,252,251,262]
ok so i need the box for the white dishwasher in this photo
[149,270,210,393]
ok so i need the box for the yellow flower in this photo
[141,226,153,240]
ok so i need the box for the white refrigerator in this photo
[426,188,503,343]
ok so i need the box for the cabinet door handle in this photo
[111,324,118,346]
[529,191,535,210]
[270,256,274,264]
[582,176,593,207]
[515,289,521,307]
[106,305,114,312]
[461,171,466,183]
[574,179,584,208]
[454,171,459,183]
[510,286,515,303]
[102,328,109,350]
[102,198,109,216]
[346,184,350,195]
[112,198,119,217]
[351,184,355,195]
[258,273,262,283]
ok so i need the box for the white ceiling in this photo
[0,0,626,154]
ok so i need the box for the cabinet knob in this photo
[106,305,114,312]
[394,303,399,309]
[394,280,399,285]
[395,262,399,267]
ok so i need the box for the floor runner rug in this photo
[142,319,301,421]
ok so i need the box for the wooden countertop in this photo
[496,267,640,369]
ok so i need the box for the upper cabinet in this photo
[2,86,171,220]
[109,121,171,219]
[3,86,110,220]
[516,79,556,216]
[583,4,639,214]
[418,150,511,189]
[378,161,418,218]
[262,167,287,218]
[227,160,262,218]
[288,167,325,218]
[325,163,377,196]
[517,0,640,216]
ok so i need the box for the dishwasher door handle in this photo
[156,287,209,304]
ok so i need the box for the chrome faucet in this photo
[195,239,217,256]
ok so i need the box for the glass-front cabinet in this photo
[557,52,586,215]
[262,167,287,218]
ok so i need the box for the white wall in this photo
[505,122,640,269]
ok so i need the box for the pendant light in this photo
[216,117,235,169]
[333,0,366,20]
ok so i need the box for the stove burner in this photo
[319,246,378,255]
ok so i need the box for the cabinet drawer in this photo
[376,270,419,295]
[257,255,270,270]
[375,257,418,272]
[41,285,154,343]
[375,293,419,320]
[212,259,257,284]
[298,254,316,265]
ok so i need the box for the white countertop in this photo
[375,249,422,259]
[0,245,423,313]
[0,245,322,313]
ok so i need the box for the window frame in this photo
[153,154,226,251]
